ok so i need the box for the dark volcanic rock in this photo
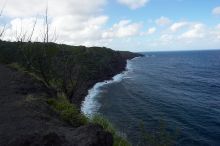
[70,124,113,146]
[8,132,67,146]
[8,125,113,146]
[72,51,143,106]
[0,64,113,146]
[0,40,142,146]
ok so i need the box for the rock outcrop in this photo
[0,64,113,146]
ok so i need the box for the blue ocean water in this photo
[93,50,220,146]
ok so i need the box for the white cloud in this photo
[143,21,220,51]
[1,0,110,46]
[118,0,149,9]
[106,21,220,51]
[180,23,205,39]
[170,22,188,32]
[147,27,156,34]
[3,0,106,17]
[156,16,171,26]
[2,0,145,48]
[1,0,220,52]
[51,15,108,44]
[141,27,156,35]
[212,6,220,16]
[212,24,220,40]
[160,34,173,42]
[216,24,220,29]
[3,18,45,41]
[102,20,142,38]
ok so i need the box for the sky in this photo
[0,0,220,52]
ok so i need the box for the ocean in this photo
[81,50,220,146]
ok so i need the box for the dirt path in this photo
[0,64,112,146]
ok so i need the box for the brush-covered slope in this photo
[0,40,142,146]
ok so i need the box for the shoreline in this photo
[0,40,144,145]
[81,56,142,117]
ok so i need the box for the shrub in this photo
[8,63,44,83]
[8,62,26,71]
[47,95,88,127]
[91,115,131,146]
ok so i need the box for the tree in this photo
[0,3,5,39]
[2,5,85,101]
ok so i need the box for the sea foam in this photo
[81,59,136,118]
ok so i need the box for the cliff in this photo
[0,40,143,105]
[0,40,142,146]
[0,64,113,146]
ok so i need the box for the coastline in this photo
[81,56,142,117]
[0,40,143,145]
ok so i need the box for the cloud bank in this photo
[212,6,220,16]
[0,1,220,51]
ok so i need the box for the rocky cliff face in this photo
[0,64,113,146]
[72,51,143,106]
[8,124,113,146]
[0,40,143,146]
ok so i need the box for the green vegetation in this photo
[91,115,131,146]
[47,94,88,127]
[0,40,144,145]
[46,93,131,145]
[0,40,132,101]
[8,62,26,71]
[8,62,44,83]
[46,93,132,146]
[25,94,37,102]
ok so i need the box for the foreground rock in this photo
[8,124,113,146]
[0,64,113,146]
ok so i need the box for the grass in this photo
[8,63,44,83]
[8,62,25,71]
[25,94,37,102]
[47,94,131,145]
[47,93,88,127]
[91,115,131,146]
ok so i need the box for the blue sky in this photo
[106,0,219,25]
[0,0,220,52]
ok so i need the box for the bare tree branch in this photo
[0,8,3,17]
[28,17,38,42]
[51,27,58,42]
[0,0,6,17]
[44,4,49,43]
[0,1,6,39]
[0,24,5,38]
[17,19,23,42]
